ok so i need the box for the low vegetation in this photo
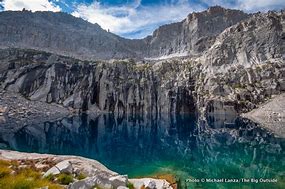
[127,182,135,189]
[57,173,74,185]
[0,159,62,189]
[76,172,87,180]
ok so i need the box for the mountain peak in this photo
[0,6,269,60]
[207,5,227,12]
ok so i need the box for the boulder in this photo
[63,95,74,107]
[129,178,173,189]
[146,180,156,189]
[43,166,60,177]
[109,175,128,188]
[68,180,89,189]
[43,160,72,177]
[117,186,129,189]
[55,160,73,174]
[68,175,113,189]
[0,106,8,114]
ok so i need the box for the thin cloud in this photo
[201,0,285,12]
[72,0,203,38]
[1,0,284,38]
[1,0,61,12]
[237,0,285,12]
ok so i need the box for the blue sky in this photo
[1,0,285,38]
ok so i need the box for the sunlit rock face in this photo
[0,7,284,119]
[0,6,248,60]
[142,6,249,58]
[202,11,285,68]
[0,6,284,189]
[0,49,198,116]
[0,47,284,117]
[0,11,141,60]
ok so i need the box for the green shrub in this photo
[0,160,11,167]
[0,166,11,178]
[233,83,244,89]
[127,182,135,189]
[45,173,55,181]
[77,172,87,180]
[57,173,73,185]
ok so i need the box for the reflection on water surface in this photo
[0,114,284,188]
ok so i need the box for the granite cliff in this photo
[0,6,284,120]
[0,6,285,189]
[0,6,248,60]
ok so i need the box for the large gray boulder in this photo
[129,178,173,189]
[68,175,113,189]
[43,160,72,177]
[109,175,128,188]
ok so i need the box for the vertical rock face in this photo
[0,6,248,60]
[0,7,284,117]
[0,49,197,116]
[202,11,285,68]
[143,6,249,58]
[0,46,284,117]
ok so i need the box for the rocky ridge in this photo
[144,6,249,59]
[0,6,284,189]
[0,6,249,60]
[0,7,284,132]
[0,46,284,118]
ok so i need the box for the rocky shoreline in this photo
[0,150,174,189]
[0,7,284,125]
[243,93,285,138]
[0,52,284,138]
[0,91,71,133]
[0,6,284,189]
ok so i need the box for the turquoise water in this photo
[0,114,284,188]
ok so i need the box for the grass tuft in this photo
[57,173,73,185]
[0,166,11,178]
[76,172,87,180]
[0,159,62,189]
[127,182,135,189]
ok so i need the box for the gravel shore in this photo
[242,93,285,138]
[0,91,71,133]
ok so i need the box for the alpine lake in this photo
[0,113,284,189]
